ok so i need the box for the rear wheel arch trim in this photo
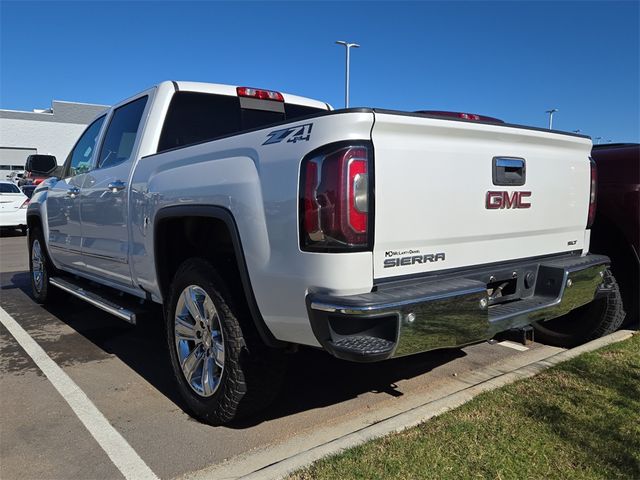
[26,211,42,228]
[26,213,51,261]
[153,205,285,348]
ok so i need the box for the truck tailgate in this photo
[371,112,593,280]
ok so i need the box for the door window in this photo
[97,96,148,169]
[66,116,106,177]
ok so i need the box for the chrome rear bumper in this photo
[307,253,609,362]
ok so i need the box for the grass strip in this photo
[291,334,639,480]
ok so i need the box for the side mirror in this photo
[25,154,58,176]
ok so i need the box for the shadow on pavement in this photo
[231,346,466,428]
[3,270,466,428]
[0,228,27,238]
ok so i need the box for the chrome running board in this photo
[49,277,137,325]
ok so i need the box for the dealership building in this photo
[0,100,108,177]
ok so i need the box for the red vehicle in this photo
[22,154,58,186]
[590,143,639,328]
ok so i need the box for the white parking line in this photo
[498,340,530,351]
[0,306,158,480]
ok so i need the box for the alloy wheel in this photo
[174,285,225,397]
[31,239,44,293]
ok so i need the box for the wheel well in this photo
[155,216,240,301]
[154,212,285,348]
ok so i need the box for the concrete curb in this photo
[182,329,635,480]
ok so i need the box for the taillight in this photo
[20,199,29,209]
[237,87,284,102]
[300,143,372,251]
[587,158,597,228]
[415,110,505,123]
[304,160,320,235]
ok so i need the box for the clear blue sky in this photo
[1,1,638,142]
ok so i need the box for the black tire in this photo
[20,225,27,236]
[28,224,59,304]
[533,268,626,347]
[165,258,285,425]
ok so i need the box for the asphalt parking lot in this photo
[1,231,564,480]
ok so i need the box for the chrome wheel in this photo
[31,239,44,293]
[174,285,225,397]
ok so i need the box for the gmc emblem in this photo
[486,191,531,209]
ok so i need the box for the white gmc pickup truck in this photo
[27,81,625,425]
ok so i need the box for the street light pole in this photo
[595,136,602,145]
[335,40,360,108]
[545,108,558,130]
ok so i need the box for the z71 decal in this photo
[263,123,313,145]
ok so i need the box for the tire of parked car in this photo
[533,268,626,348]
[165,258,285,425]
[28,224,59,304]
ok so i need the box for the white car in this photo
[0,180,29,234]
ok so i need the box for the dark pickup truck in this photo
[590,143,639,327]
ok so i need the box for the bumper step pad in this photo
[330,336,395,358]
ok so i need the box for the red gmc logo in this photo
[486,191,531,209]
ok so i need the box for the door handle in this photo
[66,187,80,198]
[107,180,126,193]
[492,157,526,186]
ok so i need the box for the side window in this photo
[97,96,148,169]
[67,116,106,177]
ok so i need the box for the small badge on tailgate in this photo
[384,249,446,268]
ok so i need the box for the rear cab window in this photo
[157,91,326,153]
